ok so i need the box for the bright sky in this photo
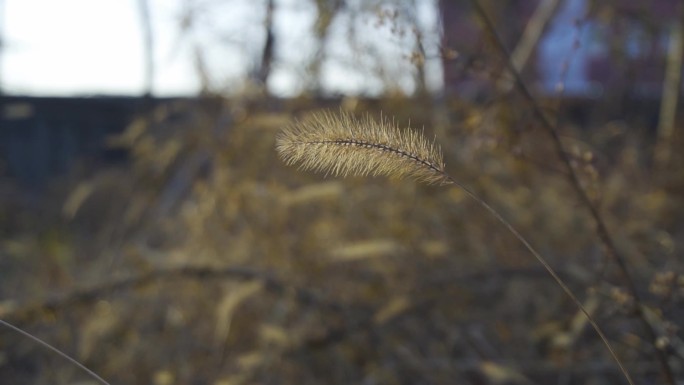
[2,0,444,97]
[3,0,201,95]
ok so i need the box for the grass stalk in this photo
[0,319,111,385]
[277,109,635,385]
[468,1,674,383]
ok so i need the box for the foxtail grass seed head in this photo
[276,110,450,185]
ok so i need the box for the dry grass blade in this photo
[0,319,111,385]
[276,110,450,185]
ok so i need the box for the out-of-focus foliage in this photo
[166,0,443,96]
[1,94,682,384]
[1,0,684,384]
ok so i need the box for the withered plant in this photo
[277,109,634,385]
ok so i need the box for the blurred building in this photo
[0,96,145,185]
[440,0,681,99]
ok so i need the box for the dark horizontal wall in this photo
[0,94,664,188]
[0,96,159,186]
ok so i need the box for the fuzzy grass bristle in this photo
[276,110,450,185]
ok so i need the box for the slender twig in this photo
[0,319,111,385]
[468,1,676,383]
[444,174,635,385]
[277,107,636,384]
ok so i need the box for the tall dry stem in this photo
[277,109,635,385]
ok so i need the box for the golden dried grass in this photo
[276,110,450,185]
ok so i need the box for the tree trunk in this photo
[137,0,154,97]
[257,0,275,91]
[655,7,684,169]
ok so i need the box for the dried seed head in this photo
[276,110,450,185]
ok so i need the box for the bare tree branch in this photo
[468,1,677,384]
[655,6,684,169]
[0,264,338,324]
[499,0,561,91]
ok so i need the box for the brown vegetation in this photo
[0,93,682,384]
[1,1,684,384]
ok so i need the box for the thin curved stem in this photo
[444,175,635,385]
[0,319,111,385]
[466,1,676,382]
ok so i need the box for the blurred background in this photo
[0,0,683,384]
